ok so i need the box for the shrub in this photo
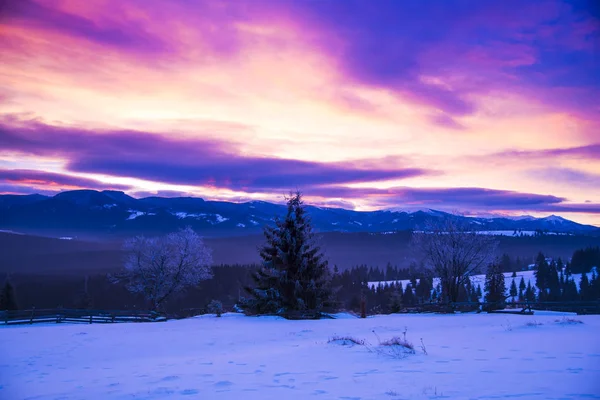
[555,317,583,325]
[380,336,415,351]
[328,335,365,346]
[207,300,223,317]
[525,319,543,327]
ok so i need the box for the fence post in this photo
[89,314,93,324]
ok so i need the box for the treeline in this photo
[570,246,600,274]
[1,256,599,316]
[0,264,260,315]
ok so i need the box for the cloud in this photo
[0,182,57,196]
[0,116,432,191]
[429,114,466,130]
[492,143,600,160]
[305,185,600,215]
[291,0,599,119]
[1,0,167,53]
[528,167,600,188]
[0,169,132,191]
[304,186,567,210]
[131,190,194,199]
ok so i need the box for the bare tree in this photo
[412,218,498,303]
[114,227,213,311]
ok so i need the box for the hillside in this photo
[2,231,600,275]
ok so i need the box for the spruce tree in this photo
[534,252,549,300]
[590,271,600,300]
[402,284,415,306]
[525,281,535,302]
[518,277,526,301]
[562,278,579,301]
[388,289,403,313]
[0,280,18,311]
[484,263,506,309]
[509,279,518,303]
[580,273,591,301]
[548,261,561,301]
[242,191,332,318]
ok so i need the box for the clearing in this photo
[1,312,599,399]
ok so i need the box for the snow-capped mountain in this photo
[0,190,598,238]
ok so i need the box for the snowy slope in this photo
[1,313,599,399]
[369,270,594,296]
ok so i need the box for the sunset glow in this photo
[1,0,599,224]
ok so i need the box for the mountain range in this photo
[0,190,598,239]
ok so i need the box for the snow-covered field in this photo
[1,312,599,399]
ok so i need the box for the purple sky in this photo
[0,0,599,224]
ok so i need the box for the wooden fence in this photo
[2,301,598,325]
[0,308,166,326]
[402,300,600,315]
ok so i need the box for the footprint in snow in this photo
[214,380,234,387]
[566,367,583,373]
[160,375,180,382]
[180,389,199,395]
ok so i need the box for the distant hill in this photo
[0,190,598,239]
[2,230,600,276]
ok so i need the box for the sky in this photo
[0,0,599,225]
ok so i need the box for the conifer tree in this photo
[590,270,600,300]
[402,284,415,306]
[0,279,18,311]
[562,278,579,301]
[509,279,518,303]
[580,273,591,301]
[525,281,535,302]
[534,252,549,300]
[484,263,506,308]
[415,276,433,303]
[242,191,333,318]
[388,288,403,313]
[475,284,483,300]
[518,276,526,301]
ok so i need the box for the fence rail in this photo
[401,300,600,315]
[0,308,167,325]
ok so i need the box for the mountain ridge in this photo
[0,189,598,238]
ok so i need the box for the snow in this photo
[172,212,229,224]
[476,230,537,236]
[369,270,594,296]
[542,215,567,223]
[59,236,73,240]
[127,210,145,220]
[174,212,207,219]
[1,312,599,399]
[127,210,156,220]
[237,223,246,228]
[0,229,24,235]
[214,214,229,223]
